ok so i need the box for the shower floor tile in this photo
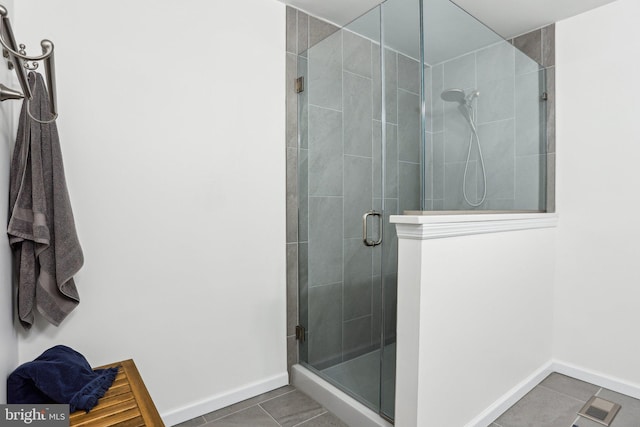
[320,343,396,417]
[321,349,380,408]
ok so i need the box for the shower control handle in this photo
[362,211,383,247]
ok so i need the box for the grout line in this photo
[537,384,591,404]
[205,389,297,423]
[344,313,373,323]
[476,117,514,126]
[309,281,343,289]
[322,342,394,373]
[397,87,419,97]
[344,153,374,160]
[307,195,344,199]
[258,388,298,405]
[343,68,373,81]
[294,9,299,55]
[373,119,398,127]
[205,405,259,423]
[257,403,284,427]
[291,410,328,427]
[307,103,343,113]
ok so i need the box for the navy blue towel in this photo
[7,345,118,413]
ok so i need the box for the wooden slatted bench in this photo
[69,359,164,427]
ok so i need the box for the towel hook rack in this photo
[0,4,57,120]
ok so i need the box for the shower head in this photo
[441,88,466,103]
[441,88,480,105]
[441,88,480,128]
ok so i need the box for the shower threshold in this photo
[292,363,393,427]
[321,343,396,416]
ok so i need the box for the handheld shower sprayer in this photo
[440,88,486,207]
[439,88,479,105]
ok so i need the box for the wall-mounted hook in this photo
[18,43,38,70]
[0,4,58,119]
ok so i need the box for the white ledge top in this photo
[391,212,558,240]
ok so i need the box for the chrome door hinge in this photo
[295,325,306,343]
[295,77,304,93]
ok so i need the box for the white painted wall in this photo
[12,0,286,423]
[554,0,640,385]
[0,0,18,405]
[396,2,640,424]
[395,225,555,427]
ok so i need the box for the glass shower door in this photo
[297,5,389,416]
[297,1,423,421]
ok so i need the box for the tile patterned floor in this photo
[175,373,640,427]
[491,373,640,427]
[173,386,347,427]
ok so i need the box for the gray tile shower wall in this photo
[285,9,300,379]
[286,8,344,374]
[426,32,551,211]
[285,6,421,376]
[512,24,556,213]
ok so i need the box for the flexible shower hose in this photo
[462,101,487,207]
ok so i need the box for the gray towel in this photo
[8,72,83,328]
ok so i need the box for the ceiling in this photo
[281,0,619,39]
[451,0,618,38]
[345,0,505,64]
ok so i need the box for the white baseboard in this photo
[464,361,555,427]
[551,359,640,400]
[161,372,289,426]
[466,360,640,427]
[159,361,640,427]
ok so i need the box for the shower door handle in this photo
[362,211,383,247]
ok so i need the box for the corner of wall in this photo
[511,24,556,213]
[0,0,19,402]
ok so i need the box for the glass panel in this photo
[423,0,547,211]
[379,0,422,419]
[298,5,386,415]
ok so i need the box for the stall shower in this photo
[290,0,549,422]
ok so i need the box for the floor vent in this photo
[578,396,621,426]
